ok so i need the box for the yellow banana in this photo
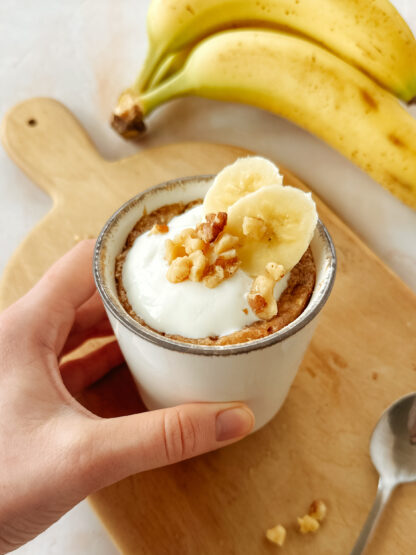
[204,156,283,214]
[136,0,416,101]
[226,184,318,276]
[114,29,416,209]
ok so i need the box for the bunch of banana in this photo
[112,0,416,209]
[136,0,416,100]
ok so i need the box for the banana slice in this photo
[203,156,283,214]
[226,185,317,276]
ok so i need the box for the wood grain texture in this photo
[1,98,416,555]
[0,98,247,307]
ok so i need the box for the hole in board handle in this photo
[27,119,37,127]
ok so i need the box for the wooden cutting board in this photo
[2,98,416,555]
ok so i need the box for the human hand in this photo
[0,240,254,553]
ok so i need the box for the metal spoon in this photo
[351,392,416,554]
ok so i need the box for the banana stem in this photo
[111,73,186,139]
[141,73,187,115]
[111,89,146,138]
[147,49,190,90]
[133,46,164,93]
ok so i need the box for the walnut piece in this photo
[184,236,205,255]
[165,212,240,289]
[297,499,327,535]
[297,514,320,534]
[176,228,197,243]
[213,233,240,255]
[248,275,277,320]
[149,224,169,235]
[202,265,225,288]
[217,248,237,259]
[248,293,267,314]
[165,239,186,264]
[189,250,207,282]
[266,524,286,547]
[242,216,268,240]
[215,256,240,279]
[265,262,285,281]
[265,499,327,547]
[196,212,227,243]
[308,500,327,522]
[166,256,192,283]
[247,262,285,320]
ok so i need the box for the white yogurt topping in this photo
[122,205,290,339]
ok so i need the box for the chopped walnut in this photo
[165,212,240,289]
[218,248,237,259]
[248,275,277,320]
[308,500,327,522]
[202,265,225,288]
[189,250,207,282]
[149,224,169,235]
[184,235,205,255]
[215,256,240,279]
[266,524,286,547]
[213,233,240,255]
[165,239,186,264]
[242,216,268,240]
[166,256,192,283]
[265,262,285,281]
[248,292,268,315]
[176,228,197,242]
[298,514,320,534]
[247,262,285,320]
[165,228,206,262]
[196,212,227,243]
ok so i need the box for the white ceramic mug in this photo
[94,176,336,431]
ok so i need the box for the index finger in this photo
[17,239,98,352]
[32,239,97,309]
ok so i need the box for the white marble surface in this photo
[0,1,415,553]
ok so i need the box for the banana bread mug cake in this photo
[94,157,336,431]
[116,157,317,345]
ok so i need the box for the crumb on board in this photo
[308,500,327,522]
[297,499,327,534]
[266,524,286,547]
[297,514,320,534]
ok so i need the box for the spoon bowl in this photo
[351,392,416,554]
[370,392,416,484]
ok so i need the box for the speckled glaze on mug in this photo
[94,176,336,431]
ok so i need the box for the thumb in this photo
[81,402,254,491]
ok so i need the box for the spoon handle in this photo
[350,479,395,555]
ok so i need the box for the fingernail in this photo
[216,406,254,441]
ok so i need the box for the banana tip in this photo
[111,90,147,139]
[111,110,147,139]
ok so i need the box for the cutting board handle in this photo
[1,98,103,201]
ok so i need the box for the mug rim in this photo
[93,175,337,357]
